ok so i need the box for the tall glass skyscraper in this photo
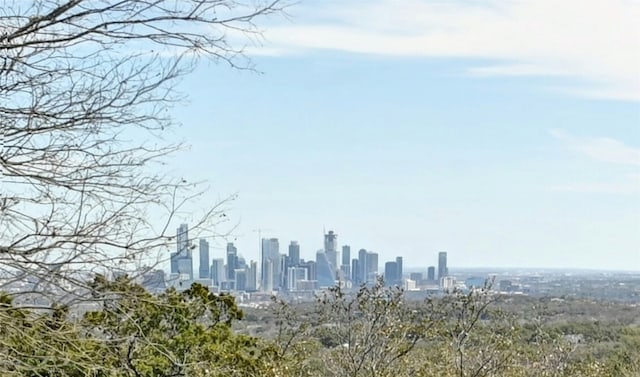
[351,258,360,283]
[210,258,224,286]
[316,250,335,288]
[427,266,436,281]
[357,249,368,285]
[438,251,448,280]
[324,230,338,253]
[324,231,338,279]
[341,245,351,267]
[176,224,189,257]
[226,242,237,282]
[247,260,258,291]
[199,238,210,279]
[384,261,398,286]
[395,256,403,285]
[173,224,192,280]
[366,251,378,283]
[261,238,279,291]
[288,241,300,267]
[340,245,351,281]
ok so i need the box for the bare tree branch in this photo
[1,0,284,305]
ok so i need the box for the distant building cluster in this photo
[165,224,456,296]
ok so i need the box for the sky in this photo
[167,0,640,271]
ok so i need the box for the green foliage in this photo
[1,279,638,377]
[267,282,640,377]
[82,276,272,376]
[0,299,107,376]
[0,279,275,376]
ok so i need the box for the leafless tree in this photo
[437,280,520,377]
[0,0,285,304]
[273,278,441,377]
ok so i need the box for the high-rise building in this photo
[171,224,193,280]
[236,255,247,271]
[410,272,423,283]
[341,245,351,267]
[341,245,351,280]
[384,261,398,286]
[395,256,403,285]
[287,267,308,291]
[438,252,448,280]
[358,249,368,285]
[279,254,289,290]
[366,252,378,283]
[427,266,436,281]
[247,260,258,291]
[177,257,192,281]
[235,269,247,291]
[324,231,338,279]
[261,238,279,291]
[340,265,350,281]
[211,258,224,286]
[300,260,316,282]
[324,230,338,253]
[174,224,192,280]
[316,250,335,288]
[170,252,178,274]
[288,241,300,267]
[176,224,189,257]
[199,239,210,279]
[351,258,360,284]
[226,242,237,282]
[263,259,274,292]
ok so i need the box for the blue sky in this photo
[168,0,639,271]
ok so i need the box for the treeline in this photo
[1,277,638,376]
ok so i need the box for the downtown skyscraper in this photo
[210,258,224,286]
[171,224,193,281]
[341,245,351,280]
[261,238,280,292]
[316,250,335,288]
[383,256,403,286]
[355,248,368,284]
[199,238,210,279]
[438,251,448,280]
[288,241,300,267]
[226,242,238,283]
[324,230,338,279]
[366,251,378,283]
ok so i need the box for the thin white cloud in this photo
[261,0,640,101]
[550,129,640,166]
[549,180,639,194]
[468,64,567,78]
[549,130,640,193]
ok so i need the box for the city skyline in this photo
[164,0,639,272]
[169,223,451,292]
[166,224,638,273]
[172,228,639,274]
